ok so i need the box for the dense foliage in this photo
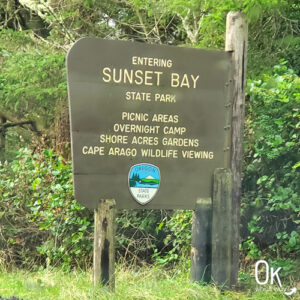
[0,31,66,124]
[242,61,300,277]
[0,149,92,270]
[0,149,172,270]
[0,30,69,159]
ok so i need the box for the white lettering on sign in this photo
[102,67,163,86]
[141,148,178,159]
[132,56,173,68]
[131,136,159,146]
[152,114,178,123]
[121,112,149,122]
[102,68,200,89]
[81,110,216,162]
[163,126,186,135]
[124,91,176,103]
[99,134,128,144]
[162,137,199,147]
[181,150,214,159]
[154,93,176,103]
[171,73,200,88]
[82,146,105,155]
[113,123,160,134]
[125,91,152,101]
[108,147,137,157]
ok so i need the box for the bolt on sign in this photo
[67,38,233,210]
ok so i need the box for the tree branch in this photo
[1,121,33,129]
[0,119,41,135]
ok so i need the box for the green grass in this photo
[0,266,296,300]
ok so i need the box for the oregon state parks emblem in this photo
[129,163,160,205]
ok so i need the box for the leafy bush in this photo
[152,210,192,268]
[0,148,93,270]
[242,60,300,278]
[0,31,67,125]
[116,209,168,266]
[0,29,69,160]
[0,148,172,269]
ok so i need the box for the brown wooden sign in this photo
[67,38,233,209]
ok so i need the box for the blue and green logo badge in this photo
[129,163,160,205]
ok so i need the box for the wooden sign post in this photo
[211,168,233,286]
[191,12,247,288]
[67,11,247,291]
[226,12,248,288]
[191,198,212,282]
[93,199,116,290]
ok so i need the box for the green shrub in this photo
[116,209,168,265]
[0,148,171,269]
[242,60,300,278]
[0,148,93,270]
[0,31,67,124]
[0,29,68,160]
[152,210,192,268]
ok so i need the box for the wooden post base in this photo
[190,198,212,283]
[211,168,232,287]
[93,199,116,291]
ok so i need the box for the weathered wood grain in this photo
[191,198,212,283]
[226,11,248,287]
[93,199,116,291]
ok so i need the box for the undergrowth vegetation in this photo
[0,149,92,270]
[0,148,179,270]
[241,61,300,279]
